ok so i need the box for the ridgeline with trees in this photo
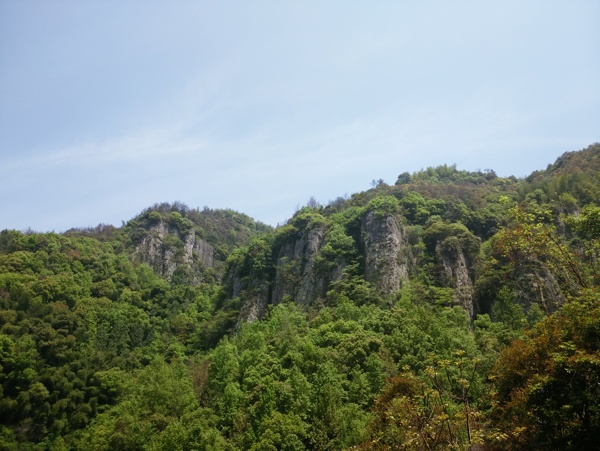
[1,144,600,450]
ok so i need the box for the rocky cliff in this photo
[232,210,420,324]
[271,227,345,308]
[436,241,476,319]
[423,221,481,319]
[230,226,346,326]
[361,211,411,294]
[228,262,270,328]
[133,220,214,283]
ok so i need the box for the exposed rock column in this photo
[362,212,410,294]
[437,244,475,319]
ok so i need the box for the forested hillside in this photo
[1,144,599,450]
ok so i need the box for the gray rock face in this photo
[437,243,475,318]
[511,265,564,314]
[236,227,347,324]
[229,262,270,329]
[296,229,325,307]
[361,212,411,293]
[235,213,420,325]
[271,241,300,306]
[272,228,334,308]
[237,289,269,324]
[225,255,267,330]
[192,237,214,269]
[133,221,214,283]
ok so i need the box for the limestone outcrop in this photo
[234,211,418,324]
[133,221,214,283]
[361,211,411,294]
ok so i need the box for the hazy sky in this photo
[1,1,599,231]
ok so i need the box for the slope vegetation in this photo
[1,144,599,449]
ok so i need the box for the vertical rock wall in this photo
[437,243,475,319]
[133,221,214,283]
[361,212,411,294]
[233,211,481,325]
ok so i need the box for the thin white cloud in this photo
[0,1,598,231]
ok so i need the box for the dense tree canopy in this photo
[1,144,599,449]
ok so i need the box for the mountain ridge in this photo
[1,143,599,449]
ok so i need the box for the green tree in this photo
[490,295,600,450]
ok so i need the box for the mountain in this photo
[224,144,600,328]
[0,143,599,449]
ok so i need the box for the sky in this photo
[1,1,599,231]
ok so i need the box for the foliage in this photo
[362,353,486,450]
[1,144,600,449]
[320,223,357,261]
[492,203,589,313]
[423,221,480,263]
[0,230,224,448]
[366,195,400,218]
[490,294,600,450]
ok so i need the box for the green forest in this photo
[1,144,600,450]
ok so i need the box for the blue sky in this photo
[1,1,599,231]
